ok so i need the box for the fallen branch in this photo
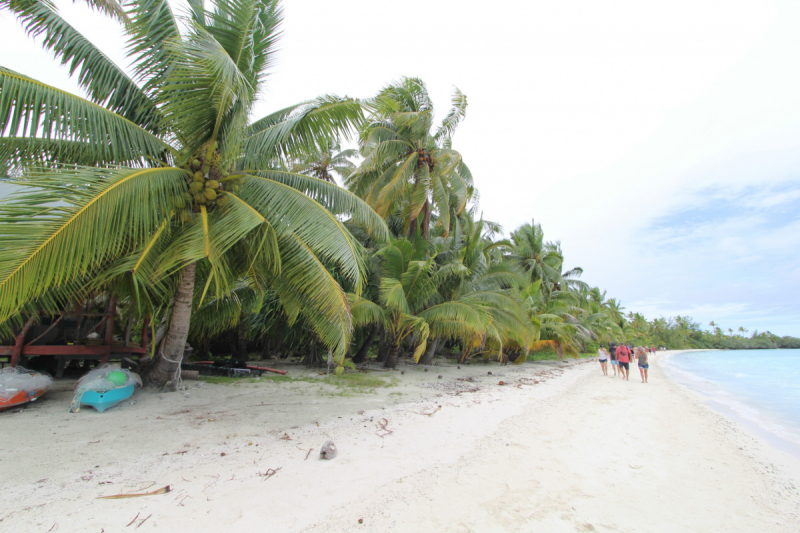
[304,448,313,460]
[375,418,393,438]
[257,467,282,481]
[410,405,442,417]
[97,485,172,500]
[136,514,152,529]
[126,513,140,527]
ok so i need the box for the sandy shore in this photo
[1,351,799,532]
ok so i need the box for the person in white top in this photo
[596,345,609,376]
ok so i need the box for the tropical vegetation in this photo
[0,0,797,390]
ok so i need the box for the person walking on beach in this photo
[636,346,649,383]
[597,345,609,376]
[616,344,632,380]
[609,343,619,377]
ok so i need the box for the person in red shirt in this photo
[616,344,632,380]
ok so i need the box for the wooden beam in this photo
[25,315,63,347]
[0,345,147,357]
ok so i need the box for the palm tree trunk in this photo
[352,325,378,364]
[260,336,271,359]
[421,199,431,238]
[418,336,439,365]
[383,339,400,369]
[235,323,248,366]
[145,262,196,388]
[376,333,388,363]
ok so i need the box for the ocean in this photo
[663,349,800,457]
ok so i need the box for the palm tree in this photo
[346,77,474,238]
[520,282,583,360]
[349,237,492,368]
[289,141,358,183]
[509,221,564,290]
[0,0,388,386]
[429,215,528,364]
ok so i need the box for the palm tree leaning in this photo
[509,221,565,291]
[0,0,388,386]
[347,77,474,238]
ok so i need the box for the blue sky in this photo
[1,0,798,335]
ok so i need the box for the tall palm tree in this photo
[346,77,474,238]
[0,0,388,386]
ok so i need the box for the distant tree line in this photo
[605,314,800,351]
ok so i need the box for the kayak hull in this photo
[0,388,47,412]
[80,384,135,413]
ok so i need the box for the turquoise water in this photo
[664,349,800,454]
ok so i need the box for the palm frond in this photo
[237,173,367,290]
[3,0,159,130]
[126,0,181,93]
[247,169,388,242]
[0,166,188,322]
[434,87,467,142]
[241,96,364,166]
[0,67,171,162]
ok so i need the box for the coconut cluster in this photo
[177,153,233,214]
[417,149,435,171]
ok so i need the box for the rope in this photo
[159,348,184,391]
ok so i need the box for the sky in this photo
[1,0,798,336]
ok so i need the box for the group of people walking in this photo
[596,343,655,383]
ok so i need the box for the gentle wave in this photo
[663,349,800,455]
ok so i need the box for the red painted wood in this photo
[0,345,146,356]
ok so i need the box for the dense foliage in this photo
[0,1,796,385]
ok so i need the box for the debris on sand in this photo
[320,440,337,460]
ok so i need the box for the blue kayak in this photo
[79,384,135,413]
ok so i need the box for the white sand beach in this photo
[1,351,798,532]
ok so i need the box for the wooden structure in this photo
[0,299,150,377]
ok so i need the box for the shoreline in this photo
[661,349,800,460]
[1,352,799,531]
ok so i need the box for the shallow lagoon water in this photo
[664,349,800,456]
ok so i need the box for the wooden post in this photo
[102,294,117,365]
[11,315,37,367]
